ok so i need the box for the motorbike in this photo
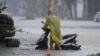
[35,28,81,50]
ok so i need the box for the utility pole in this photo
[50,0,55,10]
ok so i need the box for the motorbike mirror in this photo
[41,21,44,24]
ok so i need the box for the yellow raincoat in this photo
[43,9,62,44]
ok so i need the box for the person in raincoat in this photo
[42,8,62,50]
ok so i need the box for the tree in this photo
[83,0,88,19]
[24,0,36,19]
[64,0,77,19]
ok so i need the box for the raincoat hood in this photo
[47,8,54,16]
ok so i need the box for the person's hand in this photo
[42,27,46,32]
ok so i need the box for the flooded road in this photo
[0,18,100,56]
[0,32,100,56]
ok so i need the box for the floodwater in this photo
[0,17,100,56]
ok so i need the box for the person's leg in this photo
[50,40,54,50]
[55,43,62,50]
